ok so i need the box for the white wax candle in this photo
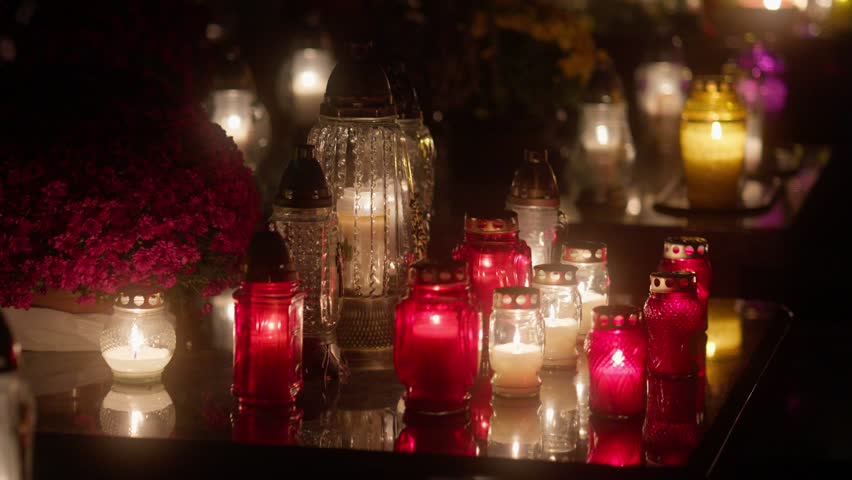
[544,317,579,367]
[103,346,172,379]
[491,342,543,393]
[337,187,388,294]
[579,291,607,337]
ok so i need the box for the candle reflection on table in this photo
[488,396,542,459]
[99,383,175,438]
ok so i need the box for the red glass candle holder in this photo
[644,271,704,377]
[231,405,303,445]
[395,411,476,456]
[453,210,532,369]
[658,237,711,323]
[232,232,306,405]
[587,415,644,467]
[643,375,703,465]
[585,305,647,418]
[469,373,493,447]
[394,261,481,414]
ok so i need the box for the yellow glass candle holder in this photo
[680,76,747,209]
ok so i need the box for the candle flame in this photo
[225,114,242,131]
[545,407,555,423]
[430,314,441,325]
[129,410,143,437]
[513,328,521,353]
[706,341,717,358]
[711,121,723,140]
[595,124,610,145]
[763,0,782,10]
[129,324,144,359]
[296,70,319,90]
[511,439,521,458]
[611,349,625,367]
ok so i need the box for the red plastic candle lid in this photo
[560,241,607,264]
[663,236,709,260]
[648,271,697,294]
[592,305,643,330]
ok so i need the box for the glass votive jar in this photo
[587,415,644,467]
[539,370,579,456]
[531,264,582,369]
[489,287,545,398]
[488,396,542,459]
[395,411,476,456]
[680,75,747,210]
[98,383,175,438]
[232,232,306,405]
[506,150,560,268]
[585,305,647,418]
[644,272,704,377]
[100,288,175,383]
[643,375,703,466]
[658,236,712,319]
[394,261,481,414]
[559,241,609,342]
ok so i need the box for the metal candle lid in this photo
[409,260,468,286]
[592,305,643,330]
[320,41,395,118]
[532,264,578,287]
[464,210,519,234]
[560,241,607,264]
[649,271,696,294]
[507,150,559,207]
[663,236,709,260]
[245,231,299,283]
[115,286,166,311]
[493,287,540,310]
[275,144,333,209]
[385,63,422,120]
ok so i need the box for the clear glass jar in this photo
[643,271,705,377]
[539,370,578,457]
[680,76,747,209]
[307,43,413,361]
[100,289,176,383]
[271,145,340,346]
[394,261,480,414]
[559,241,609,341]
[506,150,560,268]
[489,287,545,398]
[99,383,175,438]
[531,264,582,369]
[585,305,647,419]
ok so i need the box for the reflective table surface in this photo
[25,298,790,479]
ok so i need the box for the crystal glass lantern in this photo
[488,396,542,459]
[99,383,175,438]
[585,305,647,418]
[506,150,560,268]
[308,42,413,365]
[232,232,305,405]
[644,271,705,377]
[100,287,175,383]
[680,75,747,210]
[643,375,703,466]
[394,261,480,414]
[387,63,436,262]
[568,56,636,205]
[659,236,712,317]
[559,241,609,342]
[271,144,341,376]
[489,287,545,398]
[531,264,582,369]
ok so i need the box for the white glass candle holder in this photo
[489,287,545,398]
[559,241,609,341]
[100,289,175,383]
[506,150,560,268]
[531,264,582,369]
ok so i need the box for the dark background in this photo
[2,0,852,473]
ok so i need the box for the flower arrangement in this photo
[0,104,259,309]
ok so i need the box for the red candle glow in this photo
[232,232,305,405]
[644,271,704,377]
[587,415,644,467]
[643,375,703,465]
[394,261,481,414]
[585,305,647,418]
[395,412,476,456]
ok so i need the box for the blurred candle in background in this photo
[291,47,333,126]
[506,150,560,267]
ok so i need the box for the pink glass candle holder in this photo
[453,211,532,356]
[394,261,481,414]
[469,373,494,447]
[658,237,711,321]
[644,271,704,377]
[643,375,703,465]
[585,305,647,418]
[587,415,644,467]
[232,232,306,405]
[395,411,476,456]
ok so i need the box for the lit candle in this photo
[636,61,689,117]
[491,329,544,393]
[532,264,582,369]
[337,187,388,294]
[102,325,172,379]
[290,48,333,126]
[559,241,609,341]
[681,76,747,209]
[210,89,255,149]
